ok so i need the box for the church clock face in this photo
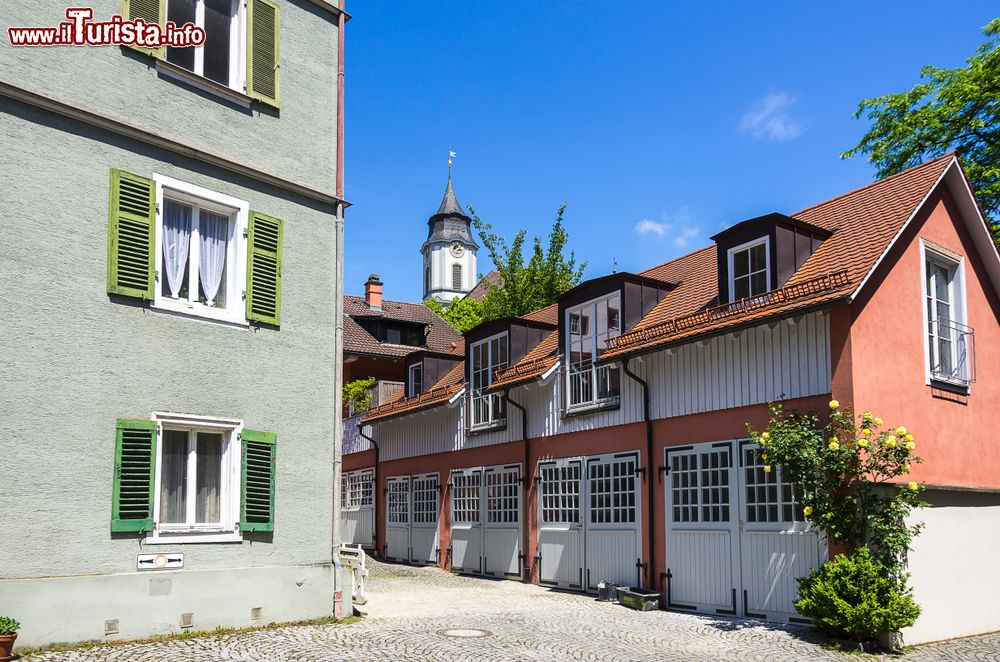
[449,241,465,258]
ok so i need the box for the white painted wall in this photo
[903,489,1000,644]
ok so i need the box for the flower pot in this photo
[0,632,17,662]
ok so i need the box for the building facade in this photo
[421,177,479,303]
[346,155,1000,645]
[0,0,347,647]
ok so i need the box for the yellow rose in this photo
[761,431,770,440]
[862,428,871,436]
[857,438,868,448]
[763,465,772,473]
[829,400,840,410]
[905,434,914,442]
[761,453,768,460]
[874,417,883,426]
[896,426,907,436]
[863,411,873,421]
[803,506,813,516]
[830,436,839,444]
[828,441,840,451]
[903,463,911,473]
[885,436,897,448]
[906,441,916,451]
[908,481,919,492]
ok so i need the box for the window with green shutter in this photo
[107,169,156,300]
[111,419,159,533]
[240,429,277,532]
[246,0,281,107]
[120,0,165,58]
[246,211,283,326]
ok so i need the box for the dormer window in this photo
[469,333,508,430]
[565,293,621,412]
[729,238,769,300]
[408,363,423,397]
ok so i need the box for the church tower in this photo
[421,176,478,303]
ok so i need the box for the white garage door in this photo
[450,464,522,578]
[537,452,642,592]
[664,441,825,623]
[341,469,375,548]
[385,473,441,565]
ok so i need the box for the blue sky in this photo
[343,1,997,301]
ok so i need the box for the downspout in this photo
[359,426,380,559]
[504,387,530,583]
[332,3,347,616]
[622,357,653,590]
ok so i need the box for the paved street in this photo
[28,560,1000,661]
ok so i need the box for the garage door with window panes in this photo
[537,452,642,591]
[340,469,375,548]
[450,465,523,578]
[664,441,825,623]
[384,474,440,565]
[385,476,410,562]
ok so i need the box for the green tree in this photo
[470,203,586,319]
[343,377,375,414]
[423,295,485,333]
[843,18,1000,244]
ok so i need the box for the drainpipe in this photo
[622,357,653,590]
[335,3,346,201]
[358,426,380,559]
[504,387,530,583]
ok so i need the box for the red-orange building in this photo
[344,155,1000,644]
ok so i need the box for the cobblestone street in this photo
[28,560,1000,661]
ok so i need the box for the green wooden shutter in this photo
[121,0,165,59]
[246,211,283,325]
[246,0,281,107]
[240,429,277,532]
[107,169,156,300]
[111,419,158,533]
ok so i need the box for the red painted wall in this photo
[841,187,1000,490]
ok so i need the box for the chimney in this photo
[364,274,383,310]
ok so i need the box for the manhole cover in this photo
[438,628,491,639]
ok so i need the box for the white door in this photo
[410,473,440,565]
[450,468,483,574]
[483,464,521,578]
[341,469,375,548]
[537,458,584,589]
[737,442,824,624]
[664,443,740,615]
[386,475,410,562]
[584,452,642,591]
[664,441,825,622]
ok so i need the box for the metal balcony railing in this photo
[566,363,620,412]
[469,390,506,432]
[928,318,975,387]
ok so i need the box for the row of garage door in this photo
[367,440,825,623]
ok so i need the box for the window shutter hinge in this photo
[243,228,249,238]
[242,290,247,300]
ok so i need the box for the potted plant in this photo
[0,616,19,662]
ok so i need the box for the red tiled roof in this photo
[522,303,558,325]
[488,332,559,391]
[361,361,466,424]
[344,295,463,359]
[465,270,502,302]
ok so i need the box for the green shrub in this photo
[0,616,20,636]
[795,548,920,641]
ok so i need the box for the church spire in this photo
[435,175,467,218]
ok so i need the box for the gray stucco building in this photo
[0,0,347,647]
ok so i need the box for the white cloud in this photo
[740,93,804,141]
[634,209,701,249]
[635,218,668,238]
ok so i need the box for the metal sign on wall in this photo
[136,553,184,571]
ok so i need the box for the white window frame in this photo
[920,240,969,389]
[727,237,770,301]
[564,292,622,412]
[146,412,244,544]
[153,174,249,326]
[469,331,508,430]
[343,469,374,510]
[163,0,247,94]
[408,363,423,398]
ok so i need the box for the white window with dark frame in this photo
[469,332,508,430]
[148,412,243,543]
[728,237,770,301]
[165,0,246,93]
[565,292,621,411]
[153,174,249,325]
[408,363,423,398]
[922,243,974,388]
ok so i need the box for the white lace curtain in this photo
[199,211,228,306]
[163,200,191,298]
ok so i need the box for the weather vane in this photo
[448,148,456,171]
